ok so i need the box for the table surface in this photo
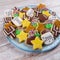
[0,0,60,60]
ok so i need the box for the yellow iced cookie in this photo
[16,31,28,42]
[31,37,43,50]
[42,11,51,17]
[19,12,25,18]
[22,18,31,28]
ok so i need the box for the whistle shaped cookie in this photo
[26,9,34,17]
[3,26,16,38]
[41,32,54,45]
[12,17,22,26]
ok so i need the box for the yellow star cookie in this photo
[16,31,28,42]
[22,18,31,28]
[42,11,51,17]
[19,12,25,18]
[31,37,43,50]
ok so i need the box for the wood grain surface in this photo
[0,0,60,60]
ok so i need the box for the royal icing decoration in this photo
[41,32,54,45]
[31,37,43,50]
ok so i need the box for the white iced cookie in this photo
[4,9,13,17]
[48,15,58,21]
[12,17,22,26]
[41,32,54,45]
[26,9,34,17]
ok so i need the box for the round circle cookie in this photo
[3,4,60,53]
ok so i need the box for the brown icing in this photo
[38,13,48,22]
[26,36,35,45]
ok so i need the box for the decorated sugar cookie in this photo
[31,37,43,50]
[41,32,54,45]
[12,17,22,26]
[22,18,31,28]
[26,9,34,17]
[16,31,28,42]
[3,26,16,38]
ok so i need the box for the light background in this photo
[0,0,60,60]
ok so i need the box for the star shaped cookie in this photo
[16,31,28,42]
[22,18,31,28]
[31,37,43,50]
